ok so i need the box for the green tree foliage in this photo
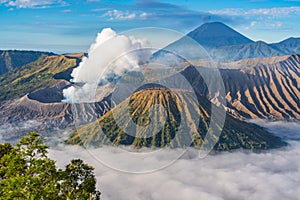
[59,159,101,200]
[0,132,101,200]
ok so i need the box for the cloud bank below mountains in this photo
[0,119,298,200]
[49,121,300,200]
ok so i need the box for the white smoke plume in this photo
[62,28,152,103]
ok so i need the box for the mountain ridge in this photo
[0,53,83,102]
[271,37,300,55]
[0,50,55,75]
[160,22,300,61]
[0,54,299,129]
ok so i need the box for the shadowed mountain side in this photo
[271,37,300,55]
[210,41,285,61]
[66,88,286,151]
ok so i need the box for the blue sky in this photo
[0,0,299,53]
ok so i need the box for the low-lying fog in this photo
[1,121,299,200]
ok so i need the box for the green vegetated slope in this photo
[0,50,54,75]
[67,88,286,151]
[0,53,83,102]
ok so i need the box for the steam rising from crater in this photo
[62,28,151,103]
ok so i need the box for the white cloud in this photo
[0,120,43,143]
[268,21,283,27]
[209,6,300,17]
[209,8,244,16]
[47,121,300,200]
[1,0,66,8]
[61,9,71,13]
[103,9,136,20]
[250,21,257,27]
[91,7,109,12]
[245,21,258,30]
[140,12,149,19]
[246,7,300,16]
[249,120,300,141]
[103,9,150,20]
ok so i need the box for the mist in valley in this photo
[1,120,299,200]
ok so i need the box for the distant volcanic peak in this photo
[187,22,253,48]
[189,22,239,37]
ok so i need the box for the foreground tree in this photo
[0,132,100,200]
[59,159,101,199]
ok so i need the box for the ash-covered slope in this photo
[223,54,300,120]
[187,55,300,120]
[67,88,286,151]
